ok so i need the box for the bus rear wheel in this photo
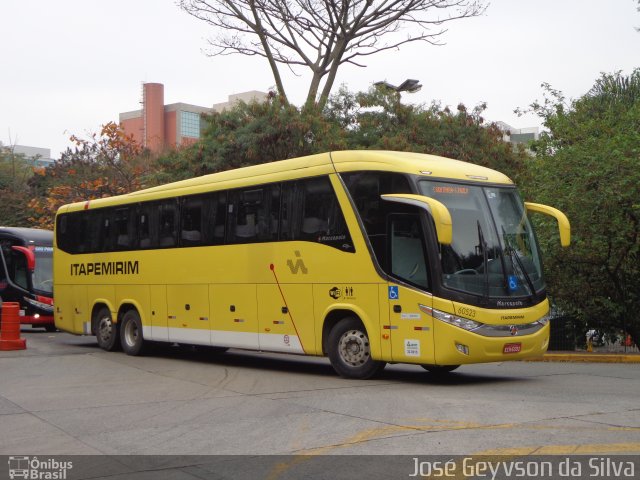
[421,364,460,374]
[95,307,120,351]
[120,309,145,356]
[328,317,386,379]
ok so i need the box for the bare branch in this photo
[179,0,487,107]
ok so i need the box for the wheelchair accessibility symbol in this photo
[508,275,518,291]
[388,286,399,300]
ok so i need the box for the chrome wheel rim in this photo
[98,316,113,343]
[338,329,370,366]
[124,318,138,347]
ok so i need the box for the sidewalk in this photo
[529,352,640,363]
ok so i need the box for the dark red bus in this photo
[0,227,54,331]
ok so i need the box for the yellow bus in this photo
[53,150,570,378]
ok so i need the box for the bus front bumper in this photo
[20,314,55,326]
[433,322,550,365]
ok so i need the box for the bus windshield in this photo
[419,181,544,298]
[33,246,54,295]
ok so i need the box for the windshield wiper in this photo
[476,221,490,301]
[501,226,535,295]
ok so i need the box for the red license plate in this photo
[503,343,522,354]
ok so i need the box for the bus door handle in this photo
[393,305,402,313]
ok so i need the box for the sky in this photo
[1,0,638,159]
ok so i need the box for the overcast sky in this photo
[1,0,638,159]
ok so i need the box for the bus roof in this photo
[0,227,53,245]
[59,150,514,213]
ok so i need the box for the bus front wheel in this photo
[328,317,386,379]
[95,307,120,352]
[120,309,145,356]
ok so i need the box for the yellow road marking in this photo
[266,417,640,479]
[476,442,640,455]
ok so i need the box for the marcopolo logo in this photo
[8,456,73,479]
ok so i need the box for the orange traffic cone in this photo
[0,302,27,351]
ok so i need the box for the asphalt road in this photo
[1,328,639,458]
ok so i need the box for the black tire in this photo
[328,317,386,379]
[120,309,145,356]
[421,364,460,374]
[95,307,120,351]
[43,324,57,332]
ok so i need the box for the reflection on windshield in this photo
[419,181,544,298]
[34,246,53,294]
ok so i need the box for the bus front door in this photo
[387,284,435,365]
[386,213,435,364]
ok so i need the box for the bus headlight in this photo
[535,313,551,326]
[419,304,483,332]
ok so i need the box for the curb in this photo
[525,353,640,363]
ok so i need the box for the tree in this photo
[325,84,529,182]
[179,0,485,108]
[0,145,38,226]
[156,85,528,186]
[524,70,640,349]
[154,96,346,181]
[29,122,154,229]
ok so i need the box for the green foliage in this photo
[325,85,529,183]
[29,123,155,229]
[0,148,37,226]
[160,87,528,186]
[523,69,640,348]
[154,97,347,181]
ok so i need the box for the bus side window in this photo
[300,178,329,238]
[85,212,103,253]
[57,212,91,254]
[293,176,353,251]
[253,186,275,242]
[10,249,29,290]
[114,207,135,251]
[228,187,275,244]
[158,201,178,248]
[268,184,281,239]
[56,215,69,253]
[279,182,296,241]
[181,197,204,247]
[100,210,115,252]
[208,192,227,244]
[138,202,159,249]
[76,214,92,253]
[342,171,413,266]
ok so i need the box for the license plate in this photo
[503,343,522,354]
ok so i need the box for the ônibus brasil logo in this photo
[8,456,73,480]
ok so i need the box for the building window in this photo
[180,111,201,138]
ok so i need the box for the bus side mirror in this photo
[11,246,36,271]
[381,194,453,245]
[525,202,571,247]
